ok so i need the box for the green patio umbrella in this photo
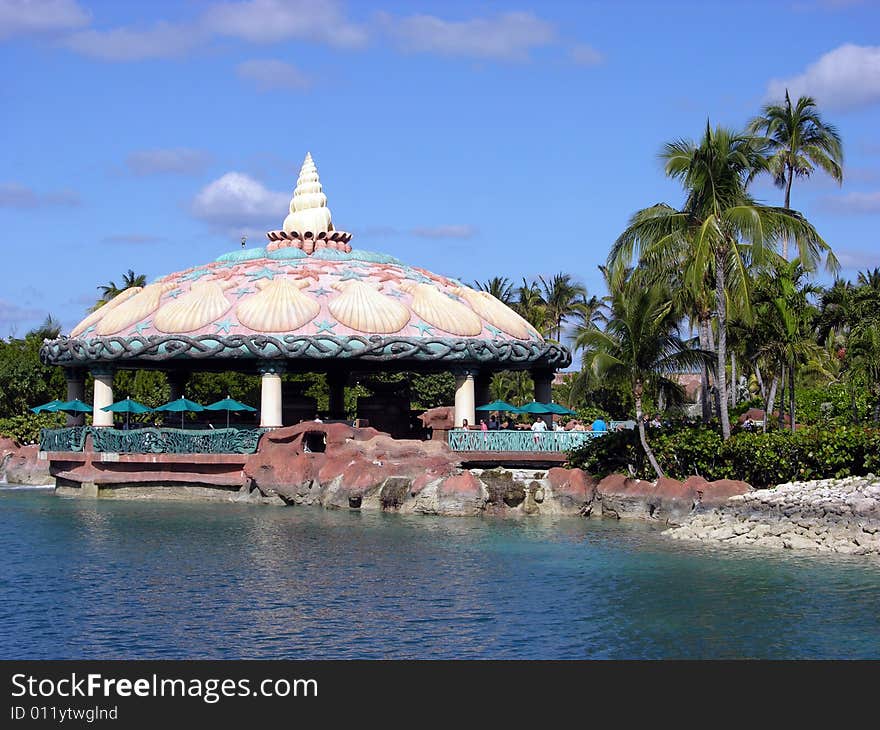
[154,396,205,429]
[545,402,576,416]
[475,399,520,412]
[30,399,64,414]
[52,399,93,414]
[204,395,257,428]
[516,401,555,415]
[102,396,153,429]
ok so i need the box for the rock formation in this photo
[666,476,880,555]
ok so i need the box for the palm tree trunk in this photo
[789,364,796,433]
[698,317,713,423]
[755,362,765,400]
[730,350,738,407]
[635,386,663,479]
[714,255,732,439]
[783,164,794,259]
[778,366,787,429]
[764,375,778,432]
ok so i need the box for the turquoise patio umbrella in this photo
[102,396,153,429]
[154,396,205,429]
[30,399,64,414]
[516,401,555,414]
[204,396,257,429]
[545,402,576,416]
[475,399,520,412]
[52,399,93,414]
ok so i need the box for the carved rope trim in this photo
[40,334,572,368]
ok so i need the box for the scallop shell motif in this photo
[236,278,320,332]
[400,283,483,337]
[95,283,176,336]
[70,287,142,337]
[153,281,233,334]
[454,286,541,340]
[328,281,410,334]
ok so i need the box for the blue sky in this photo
[1,0,879,338]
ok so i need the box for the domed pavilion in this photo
[41,153,571,433]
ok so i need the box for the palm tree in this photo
[748,91,843,259]
[579,279,712,478]
[474,276,514,304]
[92,269,147,311]
[537,273,587,342]
[753,260,824,431]
[27,314,62,340]
[610,123,835,439]
[513,278,547,332]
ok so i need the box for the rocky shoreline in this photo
[666,476,880,556]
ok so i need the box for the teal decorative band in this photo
[41,334,572,369]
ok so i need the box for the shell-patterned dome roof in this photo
[41,154,570,371]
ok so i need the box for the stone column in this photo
[91,367,115,427]
[167,371,189,401]
[532,368,554,427]
[64,368,86,426]
[327,371,347,421]
[475,372,492,411]
[259,363,285,428]
[453,369,476,428]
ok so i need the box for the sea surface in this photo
[2,486,879,659]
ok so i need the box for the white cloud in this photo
[125,148,212,176]
[837,248,880,271]
[191,172,289,230]
[0,298,44,332]
[205,0,367,48]
[569,43,603,66]
[766,44,880,111]
[63,21,201,61]
[411,225,476,239]
[0,182,80,208]
[816,190,880,214]
[0,0,89,39]
[379,11,556,62]
[236,59,311,91]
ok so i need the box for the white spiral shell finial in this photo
[282,152,333,236]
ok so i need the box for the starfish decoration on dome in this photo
[181,268,212,282]
[374,270,404,284]
[233,287,254,298]
[134,320,152,335]
[485,324,504,337]
[167,289,184,299]
[310,287,332,298]
[214,319,235,334]
[412,322,434,336]
[314,319,337,334]
[404,272,432,284]
[247,266,278,281]
[444,291,463,302]
[81,324,96,336]
[386,289,405,299]
[338,268,364,281]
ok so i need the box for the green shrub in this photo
[0,412,66,445]
[568,424,880,487]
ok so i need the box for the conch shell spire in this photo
[282,152,333,236]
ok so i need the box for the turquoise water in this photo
[2,486,879,659]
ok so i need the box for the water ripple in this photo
[1,488,879,659]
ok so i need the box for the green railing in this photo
[40,427,266,455]
[448,429,606,452]
[39,426,89,453]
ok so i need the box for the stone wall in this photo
[666,476,880,555]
